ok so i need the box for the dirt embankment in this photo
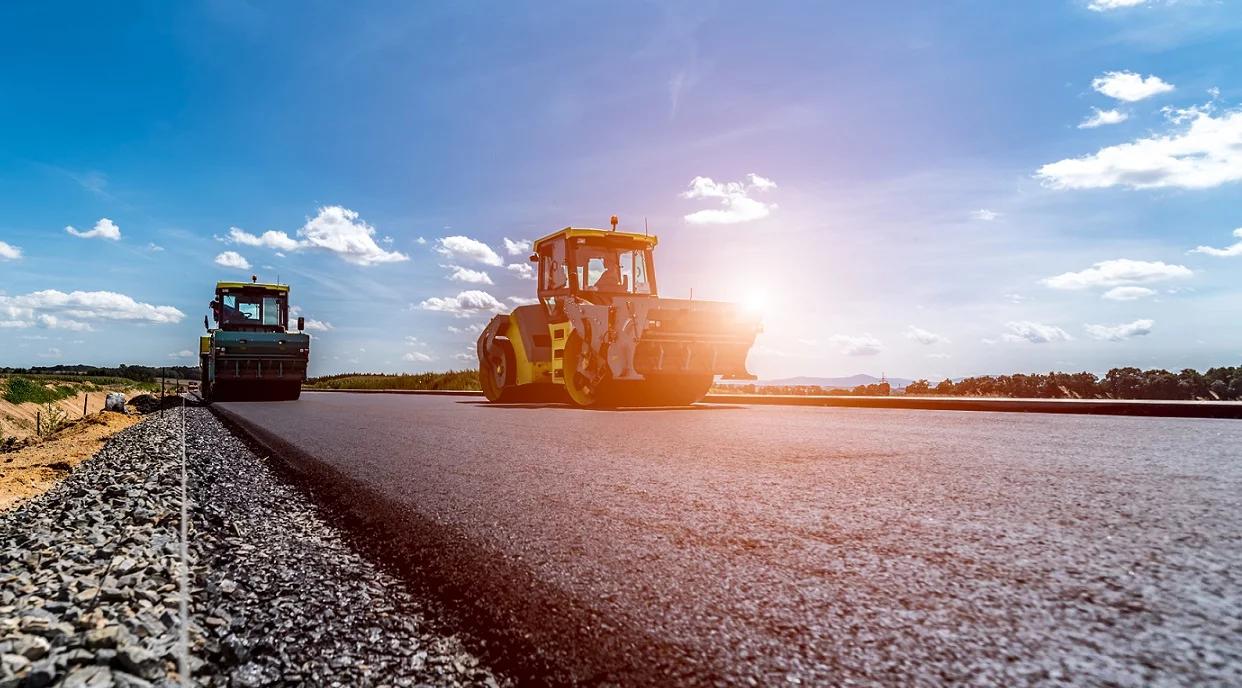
[0,387,140,441]
[0,411,143,510]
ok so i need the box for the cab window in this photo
[263,296,282,326]
[539,242,569,293]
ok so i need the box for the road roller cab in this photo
[200,277,310,401]
[477,219,760,407]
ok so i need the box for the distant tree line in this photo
[904,367,1242,401]
[717,382,893,396]
[306,370,479,391]
[0,364,200,383]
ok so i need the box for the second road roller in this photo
[477,217,760,407]
[200,276,310,401]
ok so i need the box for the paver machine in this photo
[200,277,310,401]
[476,218,760,407]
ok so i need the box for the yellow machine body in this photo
[476,223,760,407]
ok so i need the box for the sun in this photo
[741,288,767,314]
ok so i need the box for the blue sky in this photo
[1,0,1240,379]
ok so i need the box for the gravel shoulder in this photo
[1,407,504,687]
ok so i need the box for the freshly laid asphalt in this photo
[214,393,1242,686]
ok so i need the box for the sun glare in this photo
[742,289,767,314]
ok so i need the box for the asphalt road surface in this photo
[215,393,1242,686]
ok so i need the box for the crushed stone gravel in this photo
[1,407,505,687]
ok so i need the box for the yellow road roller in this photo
[476,218,760,407]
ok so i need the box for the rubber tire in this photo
[480,339,521,403]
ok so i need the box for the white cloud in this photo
[1037,107,1242,190]
[507,263,535,280]
[402,336,433,362]
[0,289,184,330]
[418,290,507,317]
[905,326,950,345]
[1078,108,1129,129]
[37,314,92,331]
[1088,0,1147,10]
[0,241,22,261]
[1191,227,1242,257]
[970,209,1000,221]
[416,237,427,245]
[225,226,301,251]
[1001,321,1073,344]
[828,333,883,356]
[503,238,532,255]
[436,236,503,266]
[146,242,165,252]
[1091,71,1174,102]
[682,173,778,224]
[215,251,252,270]
[65,218,121,241]
[447,322,485,335]
[299,206,408,266]
[1085,319,1154,341]
[447,266,494,285]
[168,350,196,359]
[221,207,408,266]
[507,296,539,306]
[1102,286,1157,301]
[288,305,333,332]
[1042,259,1192,290]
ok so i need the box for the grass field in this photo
[1,376,159,405]
[2,377,90,405]
[306,370,481,391]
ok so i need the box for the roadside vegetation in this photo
[904,367,1242,401]
[1,376,158,405]
[2,377,84,405]
[723,367,1242,400]
[308,366,1242,400]
[0,364,199,383]
[307,370,480,391]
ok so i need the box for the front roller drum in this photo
[207,379,301,402]
[563,335,714,408]
[632,374,714,407]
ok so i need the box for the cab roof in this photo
[215,281,289,293]
[533,227,659,250]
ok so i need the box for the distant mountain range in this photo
[721,374,917,390]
